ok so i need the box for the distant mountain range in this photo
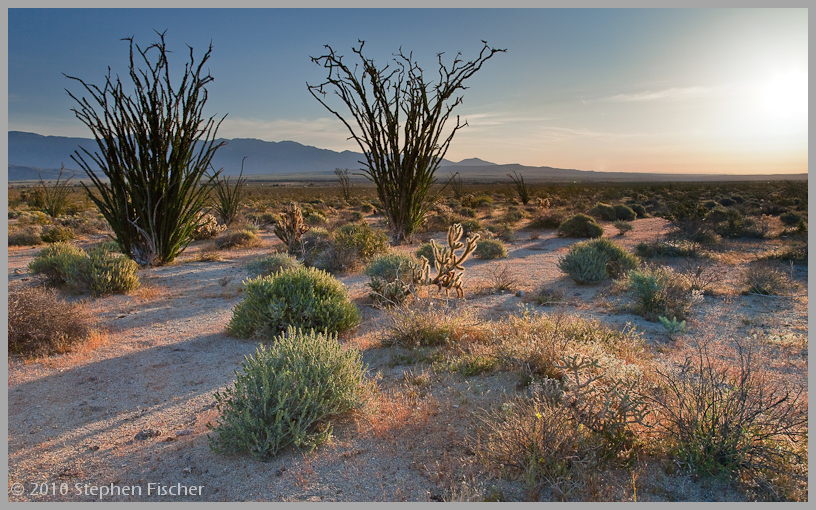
[7,131,806,183]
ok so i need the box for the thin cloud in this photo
[593,86,711,103]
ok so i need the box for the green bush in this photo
[28,242,139,296]
[365,252,422,305]
[415,242,438,267]
[626,201,647,218]
[28,242,87,287]
[213,229,263,249]
[612,220,633,236]
[635,239,700,259]
[487,223,515,242]
[474,238,508,259]
[299,227,333,266]
[40,225,75,244]
[588,202,617,221]
[626,266,697,321]
[780,211,802,227]
[557,214,604,238]
[227,266,360,338]
[558,238,639,284]
[322,222,390,273]
[614,204,637,221]
[246,253,302,278]
[529,210,567,229]
[84,246,141,296]
[208,327,370,460]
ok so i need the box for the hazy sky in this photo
[7,8,808,175]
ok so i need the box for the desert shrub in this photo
[320,222,390,273]
[246,252,302,278]
[501,206,528,223]
[8,227,44,247]
[17,210,51,226]
[83,245,141,296]
[8,285,95,355]
[208,327,370,460]
[298,227,333,266]
[779,211,802,227]
[477,391,599,501]
[742,263,796,296]
[648,342,807,497]
[213,229,263,250]
[365,252,422,305]
[613,204,636,221]
[415,242,438,267]
[382,300,480,347]
[28,242,87,287]
[704,207,730,224]
[625,265,699,321]
[193,212,226,240]
[459,219,484,237]
[718,197,735,207]
[558,238,638,284]
[349,211,365,222]
[534,286,566,306]
[360,202,376,214]
[634,239,700,259]
[304,209,328,226]
[588,202,617,221]
[474,238,508,259]
[459,207,478,218]
[612,220,633,236]
[626,201,647,218]
[557,214,604,238]
[529,210,567,229]
[335,222,389,258]
[227,266,360,338]
[40,225,75,244]
[677,257,723,294]
[487,222,515,242]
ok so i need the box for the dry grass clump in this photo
[742,261,798,296]
[381,298,485,348]
[213,228,264,250]
[8,285,95,355]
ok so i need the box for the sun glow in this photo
[758,69,808,123]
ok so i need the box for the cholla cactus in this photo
[192,212,227,240]
[273,204,310,254]
[417,223,479,298]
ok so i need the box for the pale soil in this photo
[7,217,808,501]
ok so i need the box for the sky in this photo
[7,7,809,175]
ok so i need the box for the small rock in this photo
[135,429,162,440]
[515,290,525,298]
[176,429,193,436]
[182,467,192,474]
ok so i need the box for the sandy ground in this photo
[7,217,808,501]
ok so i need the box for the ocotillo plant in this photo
[212,157,247,227]
[38,164,73,218]
[65,32,224,266]
[508,171,531,205]
[273,204,310,254]
[308,41,504,244]
[418,223,480,298]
